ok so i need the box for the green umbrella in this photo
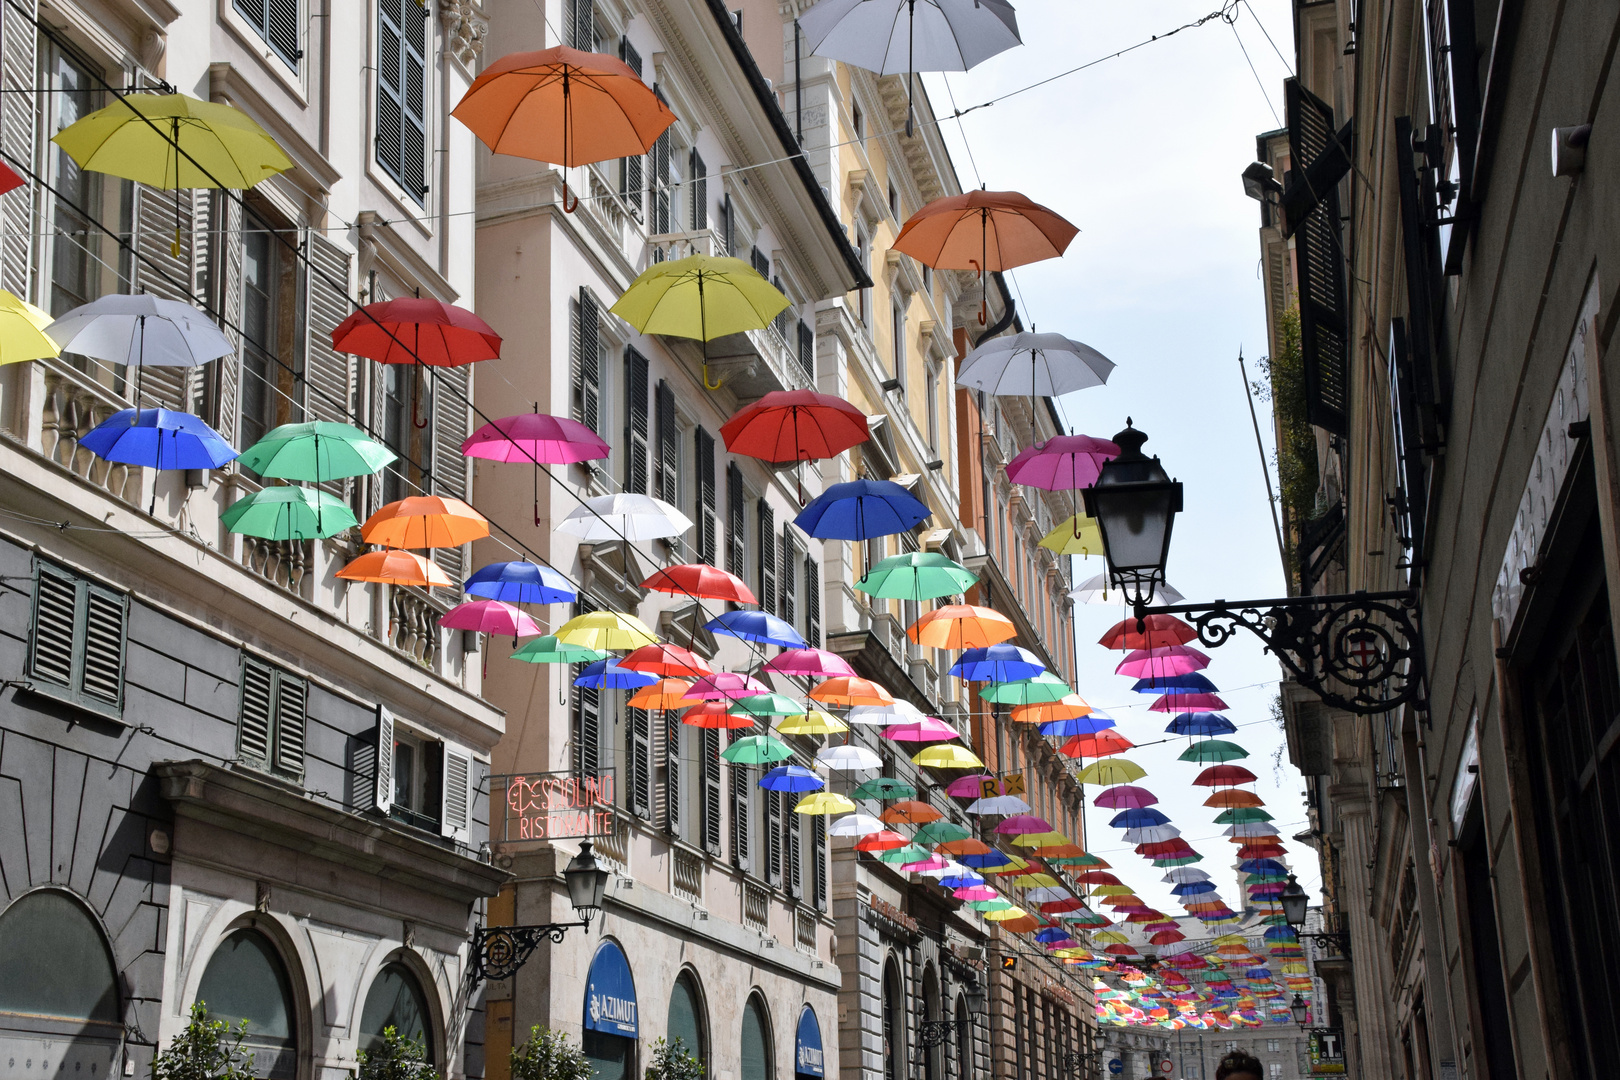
[720,734,793,765]
[1177,739,1249,764]
[238,421,396,481]
[850,777,918,800]
[1214,807,1273,824]
[967,897,1014,911]
[735,692,805,717]
[511,635,610,665]
[980,672,1072,705]
[876,843,931,864]
[854,551,978,601]
[914,820,972,846]
[222,486,357,540]
[1054,852,1107,868]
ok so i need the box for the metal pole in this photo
[1238,348,1291,587]
[794,19,803,144]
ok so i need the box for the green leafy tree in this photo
[644,1038,704,1080]
[150,1002,254,1080]
[510,1027,592,1080]
[355,1026,438,1080]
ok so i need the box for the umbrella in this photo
[0,162,21,195]
[1006,435,1119,490]
[935,837,992,855]
[1226,823,1281,838]
[1179,740,1250,764]
[620,644,713,678]
[0,290,60,364]
[511,635,610,665]
[1076,759,1147,785]
[336,549,452,587]
[1070,571,1186,606]
[1206,789,1266,808]
[362,496,489,550]
[47,295,234,410]
[979,673,1072,705]
[882,717,961,742]
[610,254,788,389]
[555,610,659,650]
[878,800,941,826]
[762,648,855,678]
[1061,730,1135,758]
[1132,672,1219,695]
[944,773,996,796]
[1215,807,1274,824]
[810,677,893,706]
[645,564,758,604]
[627,679,695,709]
[954,885,999,902]
[734,692,804,716]
[679,702,754,728]
[957,331,1114,398]
[777,710,848,735]
[1122,826,1182,845]
[1041,714,1115,738]
[759,765,824,792]
[907,604,1015,649]
[854,829,910,851]
[464,561,577,605]
[1116,645,1210,679]
[846,700,929,725]
[80,409,238,514]
[901,855,951,873]
[827,813,886,836]
[461,410,610,523]
[850,777,917,800]
[720,389,870,465]
[941,870,987,888]
[854,551,977,601]
[982,907,1029,923]
[452,46,676,211]
[1100,615,1197,651]
[1152,693,1230,714]
[1165,712,1238,737]
[334,298,499,372]
[557,493,692,541]
[958,849,1017,869]
[575,660,658,689]
[1162,868,1212,883]
[1012,696,1093,724]
[965,794,1030,816]
[816,744,882,771]
[796,479,931,540]
[706,610,806,647]
[879,843,934,865]
[441,599,544,668]
[221,486,356,541]
[795,792,856,815]
[721,735,793,764]
[995,814,1053,835]
[1108,809,1168,829]
[949,644,1045,682]
[685,672,772,700]
[913,744,983,769]
[237,422,396,492]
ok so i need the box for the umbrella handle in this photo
[703,363,724,390]
[562,179,579,214]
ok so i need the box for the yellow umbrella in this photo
[1039,513,1103,557]
[912,744,985,769]
[0,291,60,364]
[555,611,659,651]
[1010,831,1068,848]
[982,906,1028,922]
[795,791,857,815]
[1053,948,1094,960]
[1091,931,1130,944]
[1091,885,1134,896]
[778,710,849,735]
[1009,873,1061,888]
[1075,758,1147,785]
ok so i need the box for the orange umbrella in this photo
[1204,789,1266,808]
[810,676,894,706]
[1035,843,1087,859]
[1059,730,1135,758]
[1010,695,1091,724]
[680,701,754,728]
[451,47,677,212]
[998,914,1043,934]
[881,799,943,825]
[361,496,488,549]
[908,604,1016,649]
[628,678,694,709]
[337,549,452,587]
[936,838,993,856]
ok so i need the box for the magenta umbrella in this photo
[1150,692,1230,713]
[946,773,999,797]
[995,814,1054,835]
[1093,785,1159,810]
[1115,645,1211,679]
[882,717,962,742]
[902,855,950,872]
[461,410,611,524]
[763,647,856,678]
[441,599,544,676]
[954,885,999,901]
[685,672,771,700]
[1004,434,1118,490]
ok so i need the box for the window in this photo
[238,219,304,455]
[381,360,432,504]
[0,890,120,1037]
[377,0,428,204]
[196,930,297,1079]
[360,963,434,1060]
[925,362,939,451]
[234,0,301,69]
[742,996,772,1080]
[887,181,898,221]
[851,100,863,143]
[370,706,474,842]
[668,973,707,1071]
[1268,1066,1281,1078]
[238,655,307,781]
[882,964,901,1080]
[1267,1041,1280,1053]
[28,559,127,717]
[890,301,905,381]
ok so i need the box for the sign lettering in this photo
[1310,1028,1346,1075]
[497,771,616,841]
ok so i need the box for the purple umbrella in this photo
[881,717,961,742]
[946,772,998,797]
[995,814,1054,835]
[1004,434,1118,490]
[1092,785,1158,810]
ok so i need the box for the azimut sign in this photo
[584,940,639,1037]
[795,1006,824,1077]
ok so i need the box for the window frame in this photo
[27,558,128,720]
[374,0,431,208]
[232,0,304,71]
[237,652,308,782]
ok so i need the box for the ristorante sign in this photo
[497,771,616,841]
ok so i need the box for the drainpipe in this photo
[973,272,1016,347]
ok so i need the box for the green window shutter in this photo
[28,564,78,690]
[29,562,126,716]
[80,586,125,709]
[273,672,307,778]
[239,657,275,765]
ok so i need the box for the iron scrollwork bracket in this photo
[1302,930,1353,960]
[1139,590,1426,716]
[466,922,586,990]
[917,1020,961,1050]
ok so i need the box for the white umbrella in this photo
[557,493,692,541]
[47,293,234,407]
[955,331,1115,397]
[846,700,928,726]
[1122,825,1182,845]
[916,859,969,879]
[964,794,1030,816]
[1225,823,1281,838]
[1069,571,1185,606]
[816,744,883,772]
[827,812,886,837]
[1161,868,1212,884]
[1024,886,1074,903]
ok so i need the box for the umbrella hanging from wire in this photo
[720,389,870,501]
[611,254,788,389]
[80,408,238,514]
[461,408,610,524]
[334,298,501,429]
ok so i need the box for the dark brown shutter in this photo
[696,427,718,564]
[629,705,652,818]
[758,500,776,616]
[624,347,649,494]
[805,554,822,646]
[812,814,828,910]
[574,289,601,434]
[656,379,678,504]
[689,150,707,230]
[665,709,681,833]
[727,462,746,577]
[781,525,796,629]
[797,319,815,378]
[702,727,722,855]
[618,38,643,215]
[1281,78,1355,234]
[1394,116,1445,453]
[729,729,750,871]
[765,789,783,886]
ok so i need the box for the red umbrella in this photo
[1039,899,1086,914]
[1099,614,1197,651]
[1193,765,1258,787]
[1137,839,1195,857]
[0,161,24,195]
[1074,870,1122,885]
[680,702,754,728]
[1238,843,1287,859]
[855,829,910,852]
[334,298,502,427]
[642,563,758,604]
[720,389,869,501]
[620,644,714,678]
[1059,730,1134,759]
[461,409,610,524]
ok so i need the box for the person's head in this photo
[1214,1051,1264,1080]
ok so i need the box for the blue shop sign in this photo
[794,1007,824,1078]
[584,940,639,1037]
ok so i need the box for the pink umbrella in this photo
[684,672,771,699]
[881,717,962,742]
[946,773,999,797]
[461,411,612,524]
[1004,434,1118,490]
[995,814,1054,835]
[902,855,950,872]
[1150,692,1230,713]
[1115,645,1210,679]
[440,598,543,637]
[1043,939,1081,951]
[954,885,999,901]
[1093,785,1159,809]
[763,647,856,678]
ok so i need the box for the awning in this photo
[795,1006,825,1077]
[584,940,639,1037]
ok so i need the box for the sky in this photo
[917,0,1318,928]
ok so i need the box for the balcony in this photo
[671,843,705,906]
[743,879,771,934]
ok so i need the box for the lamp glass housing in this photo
[1290,994,1309,1026]
[1280,873,1309,928]
[564,841,611,922]
[1082,422,1183,608]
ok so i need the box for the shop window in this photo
[359,962,434,1060]
[195,929,297,1079]
[0,890,120,1033]
[741,995,772,1080]
[666,973,706,1071]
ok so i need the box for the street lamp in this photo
[1280,874,1309,928]
[1241,161,1283,203]
[1289,994,1310,1027]
[564,840,611,924]
[466,840,613,989]
[1082,420,1182,610]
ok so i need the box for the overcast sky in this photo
[919,0,1314,928]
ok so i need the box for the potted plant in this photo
[355,1027,438,1080]
[511,1028,592,1080]
[644,1038,703,1080]
[150,1002,253,1080]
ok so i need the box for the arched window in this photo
[0,890,120,1037]
[195,929,297,1079]
[740,995,772,1080]
[583,941,638,1080]
[921,967,940,1080]
[666,972,706,1071]
[953,996,971,1080]
[881,962,902,1080]
[360,962,434,1061]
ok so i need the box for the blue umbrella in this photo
[794,479,931,540]
[1040,713,1116,738]
[1131,671,1219,695]
[575,660,658,690]
[758,765,824,792]
[1238,859,1289,875]
[81,408,238,470]
[465,561,576,604]
[1109,807,1170,828]
[1164,712,1237,736]
[1263,927,1298,942]
[1033,927,1072,943]
[940,870,985,888]
[1172,881,1218,896]
[949,644,1045,682]
[959,848,1016,869]
[706,609,807,648]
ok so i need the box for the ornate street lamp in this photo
[1280,874,1310,928]
[466,841,612,989]
[1289,994,1310,1027]
[1081,420,1182,610]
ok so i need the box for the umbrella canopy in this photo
[815,744,883,771]
[777,710,848,735]
[1012,695,1093,724]
[679,702,754,728]
[336,550,452,587]
[0,290,60,364]
[627,679,695,709]
[853,551,977,600]
[721,735,793,764]
[1006,435,1120,491]
[720,389,870,463]
[554,610,659,650]
[949,644,1045,682]
[644,564,758,604]
[995,814,1053,835]
[464,561,577,605]
[854,830,912,852]
[51,92,292,188]
[914,821,972,845]
[881,800,943,825]
[1070,571,1186,606]
[705,609,805,647]
[798,0,1019,75]
[1061,730,1135,758]
[80,408,237,470]
[893,189,1078,272]
[611,254,787,353]
[956,331,1115,396]
[1037,514,1104,557]
[965,794,1031,815]
[1092,785,1158,811]
[238,421,396,482]
[47,295,234,367]
[441,600,544,638]
[1122,825,1182,845]
[1206,789,1266,808]
[557,493,692,541]
[1194,765,1258,787]
[827,813,886,836]
[1179,740,1250,764]
[575,660,658,689]
[913,744,983,769]
[849,777,918,800]
[979,672,1073,705]
[1165,712,1238,737]
[332,299,501,366]
[954,885,999,902]
[620,643,713,678]
[795,792,856,815]
[759,765,825,793]
[762,648,856,678]
[462,411,610,464]
[846,700,929,725]
[734,692,805,716]
[882,717,961,742]
[221,486,356,541]
[879,843,933,865]
[1215,807,1274,824]
[1152,693,1230,713]
[1108,809,1168,829]
[1100,615,1198,651]
[1076,759,1148,785]
[810,676,893,706]
[1116,645,1211,679]
[1132,671,1219,695]
[362,496,489,549]
[511,635,609,664]
[908,604,1016,649]
[685,672,772,700]
[796,479,931,540]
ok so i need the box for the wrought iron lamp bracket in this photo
[1138,589,1426,716]
[1301,930,1353,960]
[466,922,588,989]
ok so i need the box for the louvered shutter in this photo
[618,39,643,214]
[1394,115,1444,452]
[696,428,717,564]
[267,0,300,66]
[373,705,396,813]
[812,814,828,910]
[1285,79,1349,436]
[721,194,734,256]
[29,563,127,714]
[304,231,356,495]
[787,802,803,898]
[273,671,307,778]
[629,706,652,818]
[780,527,796,629]
[650,126,671,235]
[689,150,707,230]
[726,463,745,576]
[209,195,245,436]
[729,729,750,871]
[1388,319,1428,566]
[665,709,681,833]
[377,0,427,203]
[28,564,76,690]
[431,362,471,588]
[805,554,822,647]
[441,743,473,842]
[573,289,601,434]
[656,380,678,504]
[572,599,601,780]
[133,183,196,409]
[80,584,125,709]
[701,727,722,855]
[797,320,814,378]
[624,347,650,494]
[0,1,36,297]
[758,501,777,616]
[568,0,595,51]
[239,656,274,767]
[764,789,783,886]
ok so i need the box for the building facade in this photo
[0,3,503,1080]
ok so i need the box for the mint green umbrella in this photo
[877,843,931,864]
[980,672,1072,704]
[735,692,805,717]
[967,897,1015,912]
[851,777,918,800]
[1214,807,1274,824]
[1177,739,1249,764]
[238,421,396,481]
[511,635,610,665]
[720,734,793,765]
[914,820,972,845]
[222,486,356,540]
[854,551,978,601]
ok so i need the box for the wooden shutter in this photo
[1281,78,1355,233]
[267,0,300,65]
[721,194,733,256]
[787,799,803,898]
[133,183,196,409]
[239,655,275,768]
[629,706,652,818]
[441,742,473,842]
[0,0,36,298]
[29,563,126,713]
[689,150,707,230]
[797,319,814,378]
[377,0,427,202]
[79,585,124,710]
[696,427,717,564]
[1285,79,1349,435]
[431,362,470,589]
[780,526,796,630]
[664,709,681,833]
[273,671,307,778]
[304,231,356,496]
[765,789,783,886]
[805,554,822,647]
[758,500,777,616]
[1388,319,1428,567]
[208,195,245,436]
[618,39,643,214]
[701,727,722,855]
[729,729,750,871]
[28,564,77,690]
[1394,115,1445,452]
[568,0,595,50]
[656,380,678,504]
[573,677,601,780]
[624,347,650,495]
[650,126,672,235]
[573,289,600,433]
[726,462,745,576]
[812,814,828,910]
[374,705,396,814]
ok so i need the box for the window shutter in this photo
[304,230,356,494]
[664,709,681,833]
[1281,78,1354,233]
[377,0,427,202]
[0,5,32,299]
[29,563,127,714]
[374,705,396,814]
[629,706,652,818]
[1394,115,1445,453]
[209,195,245,438]
[805,554,822,647]
[441,743,473,842]
[787,800,803,898]
[432,362,471,589]
[1284,79,1350,436]
[689,150,707,230]
[133,182,196,409]
[624,347,650,495]
[239,656,275,765]
[618,39,643,215]
[574,677,601,780]
[377,0,404,189]
[656,380,678,504]
[28,564,77,690]
[812,813,828,910]
[696,427,718,564]
[797,319,814,378]
[1388,319,1429,568]
[727,463,746,577]
[267,0,300,65]
[273,672,307,778]
[721,194,734,256]
[574,289,601,434]
[701,727,722,855]
[765,789,783,886]
[650,125,672,235]
[758,501,776,616]
[772,279,789,339]
[729,729,750,871]
[750,247,769,279]
[568,0,595,51]
[780,526,796,629]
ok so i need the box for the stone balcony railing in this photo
[390,586,449,667]
[39,370,141,505]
